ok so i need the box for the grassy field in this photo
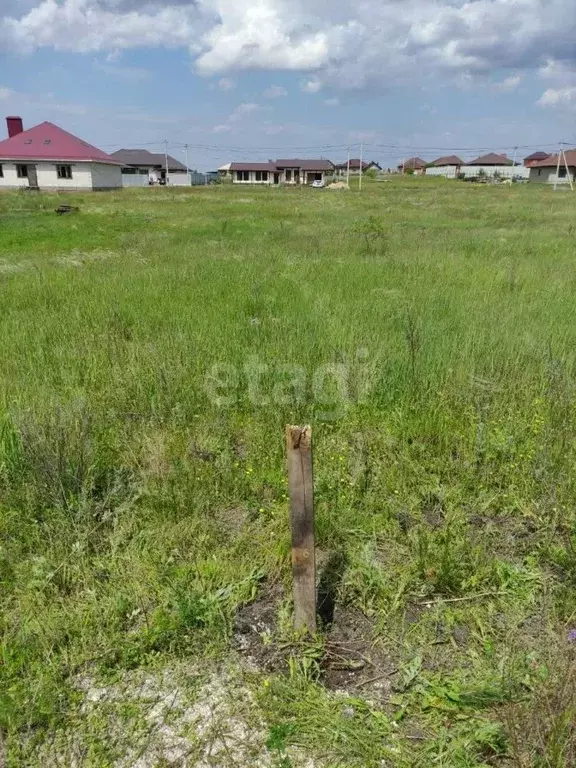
[1,178,576,766]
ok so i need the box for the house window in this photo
[285,169,292,181]
[559,167,567,178]
[0,164,3,178]
[16,164,28,178]
[236,170,249,181]
[255,171,268,182]
[57,165,73,180]
[538,169,542,176]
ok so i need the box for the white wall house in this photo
[425,155,464,178]
[0,117,122,190]
[230,159,334,185]
[110,149,190,187]
[529,150,576,185]
[461,152,529,180]
[460,165,530,180]
[426,165,459,178]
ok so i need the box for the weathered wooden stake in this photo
[286,425,316,633]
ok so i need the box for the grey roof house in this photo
[110,149,189,186]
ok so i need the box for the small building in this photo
[275,159,334,185]
[529,150,576,185]
[523,151,551,168]
[425,155,464,179]
[460,152,529,179]
[230,159,334,185]
[230,162,278,185]
[110,149,189,186]
[334,159,382,176]
[0,116,122,190]
[398,157,427,175]
[218,162,232,179]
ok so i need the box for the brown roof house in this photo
[111,149,189,186]
[528,149,576,185]
[461,152,521,179]
[523,151,551,168]
[230,158,334,185]
[398,157,427,175]
[334,159,382,176]
[426,155,464,178]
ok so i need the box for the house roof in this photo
[467,153,513,166]
[334,159,381,170]
[111,149,187,172]
[523,151,551,162]
[0,121,121,164]
[431,155,464,167]
[400,157,427,169]
[229,162,277,172]
[530,149,576,168]
[275,158,334,170]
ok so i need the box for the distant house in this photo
[230,162,278,185]
[460,152,529,179]
[529,149,576,185]
[218,162,232,178]
[334,159,382,176]
[0,116,122,190]
[275,159,334,185]
[523,151,551,168]
[230,159,334,185]
[425,155,464,179]
[110,149,189,186]
[398,157,427,175]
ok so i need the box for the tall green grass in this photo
[1,179,576,765]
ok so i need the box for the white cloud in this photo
[0,87,14,100]
[262,84,287,99]
[218,77,235,91]
[324,97,340,106]
[302,78,322,93]
[538,87,576,107]
[262,123,284,135]
[211,101,264,133]
[230,102,261,120]
[493,74,522,91]
[93,59,151,80]
[1,0,576,94]
[536,57,576,109]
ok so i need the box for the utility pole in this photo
[554,143,562,192]
[511,145,518,180]
[346,146,351,188]
[561,144,574,192]
[358,142,363,192]
[164,139,169,185]
[184,144,190,187]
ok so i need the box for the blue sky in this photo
[1,0,575,170]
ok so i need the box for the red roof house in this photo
[528,149,576,184]
[430,155,464,167]
[467,153,514,166]
[398,157,427,174]
[0,117,122,190]
[523,151,551,167]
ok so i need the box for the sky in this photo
[0,0,575,170]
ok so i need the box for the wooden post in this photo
[286,425,316,633]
